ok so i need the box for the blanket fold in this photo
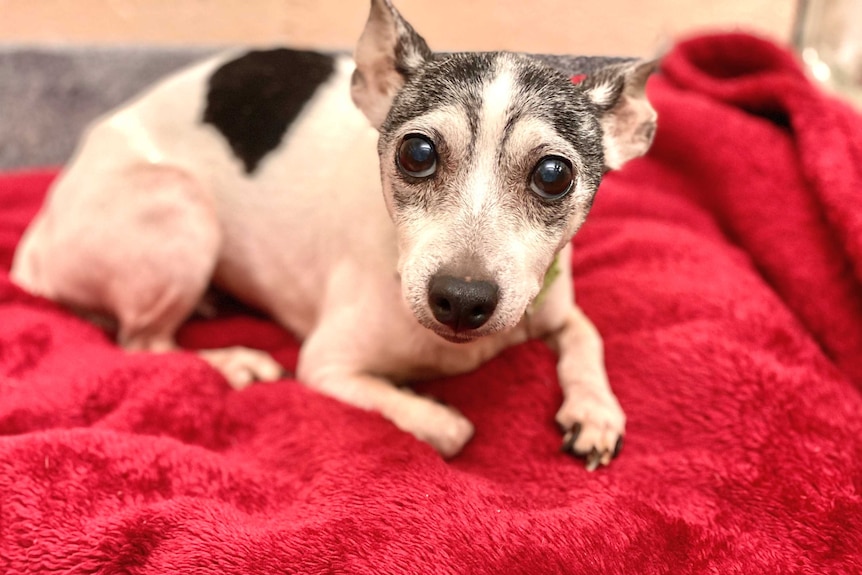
[657,33,862,387]
[1,33,861,574]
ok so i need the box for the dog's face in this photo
[378,53,605,342]
[352,0,657,343]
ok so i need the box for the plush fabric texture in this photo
[1,33,861,574]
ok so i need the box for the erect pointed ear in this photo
[351,0,432,129]
[579,59,659,170]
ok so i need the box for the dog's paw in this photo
[198,346,285,389]
[555,389,625,471]
[395,399,475,458]
[421,404,475,458]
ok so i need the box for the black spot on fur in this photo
[203,49,335,175]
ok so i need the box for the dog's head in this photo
[351,0,658,343]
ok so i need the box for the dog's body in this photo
[12,0,657,468]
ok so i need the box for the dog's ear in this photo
[580,59,659,170]
[352,0,432,129]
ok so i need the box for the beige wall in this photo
[0,0,795,57]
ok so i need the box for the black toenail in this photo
[613,436,624,458]
[560,422,582,452]
[585,448,602,471]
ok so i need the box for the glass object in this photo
[794,0,862,105]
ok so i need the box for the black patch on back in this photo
[203,49,335,175]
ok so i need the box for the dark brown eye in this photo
[530,156,574,200]
[397,135,437,178]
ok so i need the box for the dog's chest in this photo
[369,328,528,382]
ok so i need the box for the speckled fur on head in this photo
[380,51,607,230]
[351,0,658,340]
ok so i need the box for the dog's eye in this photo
[397,135,437,178]
[530,157,574,200]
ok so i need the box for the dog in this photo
[11,0,657,470]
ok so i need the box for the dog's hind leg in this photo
[104,166,284,388]
[196,347,284,389]
[14,163,282,388]
[87,165,220,353]
[119,279,284,389]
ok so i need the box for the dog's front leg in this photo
[298,361,474,458]
[549,303,625,471]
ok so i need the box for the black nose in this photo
[428,275,499,332]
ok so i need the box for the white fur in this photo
[585,82,616,109]
[466,63,514,217]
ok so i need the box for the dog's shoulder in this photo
[202,48,338,175]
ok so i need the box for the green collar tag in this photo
[530,255,561,310]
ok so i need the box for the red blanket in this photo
[2,33,861,574]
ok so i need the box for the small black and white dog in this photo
[12,0,657,469]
